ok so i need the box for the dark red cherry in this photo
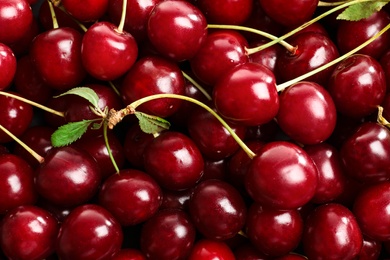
[160,188,193,211]
[276,32,339,86]
[276,81,337,145]
[30,27,86,91]
[8,16,40,57]
[189,179,247,240]
[353,181,390,241]
[213,62,279,126]
[0,43,16,90]
[56,204,123,260]
[190,30,249,86]
[357,236,382,260]
[62,0,108,22]
[302,203,363,259]
[245,203,303,257]
[143,131,204,191]
[201,158,227,181]
[0,0,33,45]
[35,146,102,207]
[112,249,147,260]
[0,205,59,260]
[147,0,207,61]
[0,154,37,214]
[188,239,235,260]
[245,141,318,209]
[327,54,386,118]
[248,39,282,73]
[98,169,162,226]
[121,55,185,118]
[258,0,318,27]
[340,122,390,183]
[337,10,390,59]
[380,49,390,91]
[140,209,196,260]
[233,243,270,260]
[81,21,138,81]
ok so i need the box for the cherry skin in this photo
[112,249,147,260]
[357,236,382,260]
[30,27,86,91]
[160,188,193,211]
[248,39,282,73]
[340,122,390,183]
[143,131,204,191]
[187,239,235,260]
[213,62,279,126]
[56,204,123,260]
[0,43,16,90]
[81,21,138,81]
[98,169,163,226]
[276,81,337,145]
[353,181,390,241]
[0,0,33,45]
[147,0,208,61]
[188,179,247,240]
[245,203,303,257]
[0,154,37,214]
[62,0,109,22]
[233,243,270,260]
[0,205,59,260]
[140,209,196,260]
[121,55,185,118]
[245,141,318,209]
[327,54,386,118]
[35,146,102,207]
[302,203,363,260]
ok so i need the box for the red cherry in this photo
[62,0,109,22]
[112,249,147,260]
[187,239,235,260]
[0,43,16,90]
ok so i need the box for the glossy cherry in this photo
[187,239,235,260]
[248,39,282,73]
[62,0,109,22]
[357,236,382,260]
[98,169,162,226]
[213,62,279,126]
[0,43,16,90]
[245,141,318,209]
[56,204,123,260]
[112,249,147,260]
[160,188,193,211]
[0,205,59,260]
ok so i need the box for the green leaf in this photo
[337,1,389,21]
[51,120,93,147]
[135,112,170,134]
[54,87,100,109]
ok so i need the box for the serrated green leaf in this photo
[135,112,170,134]
[54,87,100,109]
[51,120,93,147]
[337,1,389,21]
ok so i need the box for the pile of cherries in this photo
[1,0,390,259]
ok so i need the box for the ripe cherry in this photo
[112,249,147,260]
[0,43,16,90]
[187,239,235,260]
[62,0,109,22]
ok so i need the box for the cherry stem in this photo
[47,0,59,29]
[103,121,120,173]
[377,106,390,127]
[181,71,212,101]
[0,124,45,164]
[0,92,65,118]
[108,94,256,159]
[207,24,297,54]
[318,0,351,6]
[108,81,121,96]
[276,22,390,92]
[256,0,376,52]
[57,5,88,32]
[117,0,128,33]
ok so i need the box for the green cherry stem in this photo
[107,94,256,159]
[103,121,120,173]
[47,0,59,29]
[57,4,88,32]
[276,21,390,92]
[181,71,212,101]
[318,0,352,6]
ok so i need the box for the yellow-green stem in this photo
[181,71,212,101]
[117,0,128,33]
[47,0,59,29]
[103,122,120,173]
[318,0,352,6]
[108,81,121,96]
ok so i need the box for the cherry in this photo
[121,55,185,118]
[188,179,247,240]
[187,239,235,260]
[0,154,37,214]
[340,122,390,183]
[213,62,279,126]
[353,181,390,241]
[327,54,386,118]
[190,30,249,86]
[62,0,108,22]
[56,204,123,260]
[0,205,59,260]
[143,131,204,191]
[98,168,162,226]
[112,249,147,260]
[302,203,363,259]
[35,146,102,207]
[160,188,193,211]
[258,0,318,27]
[147,0,208,61]
[140,209,196,260]
[245,141,318,209]
[30,27,86,91]
[193,0,253,25]
[248,39,282,73]
[8,16,40,57]
[276,81,337,145]
[245,203,303,257]
[81,21,138,81]
[0,0,33,45]
[0,43,16,90]
[201,158,227,181]
[233,243,269,260]
[337,10,390,59]
[357,236,382,260]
